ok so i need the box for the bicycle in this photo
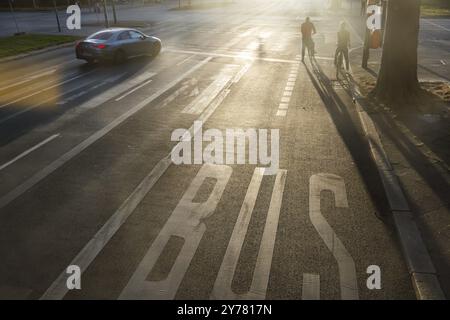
[335,48,345,79]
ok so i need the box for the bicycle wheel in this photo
[336,51,343,79]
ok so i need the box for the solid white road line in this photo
[0,76,111,124]
[302,273,320,300]
[182,65,237,114]
[41,58,242,300]
[165,48,301,65]
[0,134,60,172]
[423,19,450,32]
[0,69,57,92]
[0,58,211,211]
[0,71,94,109]
[115,79,153,102]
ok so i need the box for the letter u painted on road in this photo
[309,173,359,300]
[211,168,287,299]
[119,164,232,299]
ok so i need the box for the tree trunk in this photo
[373,0,421,103]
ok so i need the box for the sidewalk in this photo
[348,36,450,298]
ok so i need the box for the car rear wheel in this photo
[114,50,126,64]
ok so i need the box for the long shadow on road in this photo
[303,57,391,219]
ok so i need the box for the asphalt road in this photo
[0,0,428,299]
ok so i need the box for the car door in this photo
[117,31,134,56]
[129,30,151,56]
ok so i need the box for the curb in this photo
[349,73,446,300]
[0,41,77,64]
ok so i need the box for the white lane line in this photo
[302,273,320,300]
[423,19,450,32]
[41,58,240,300]
[0,134,60,172]
[309,173,359,300]
[182,65,237,114]
[233,62,252,83]
[0,71,95,109]
[57,74,123,106]
[115,79,153,102]
[281,97,290,103]
[440,60,446,65]
[0,58,211,211]
[165,48,301,64]
[176,55,193,66]
[0,59,77,90]
[0,76,107,124]
[0,69,57,92]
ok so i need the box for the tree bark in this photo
[373,0,421,103]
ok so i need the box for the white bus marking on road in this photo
[211,169,287,300]
[120,164,232,300]
[309,173,359,300]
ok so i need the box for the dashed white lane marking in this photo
[0,134,60,172]
[120,164,232,300]
[275,54,301,117]
[41,59,244,300]
[276,110,287,117]
[309,173,359,300]
[211,168,287,300]
[302,273,320,300]
[115,79,153,102]
[0,71,95,109]
[1,58,211,212]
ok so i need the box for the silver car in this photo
[76,28,161,64]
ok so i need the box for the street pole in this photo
[52,0,62,32]
[8,0,20,35]
[111,0,118,25]
[102,0,109,28]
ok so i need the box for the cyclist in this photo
[334,21,351,72]
[301,17,316,62]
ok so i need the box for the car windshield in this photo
[88,32,114,40]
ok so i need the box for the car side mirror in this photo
[140,35,146,40]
